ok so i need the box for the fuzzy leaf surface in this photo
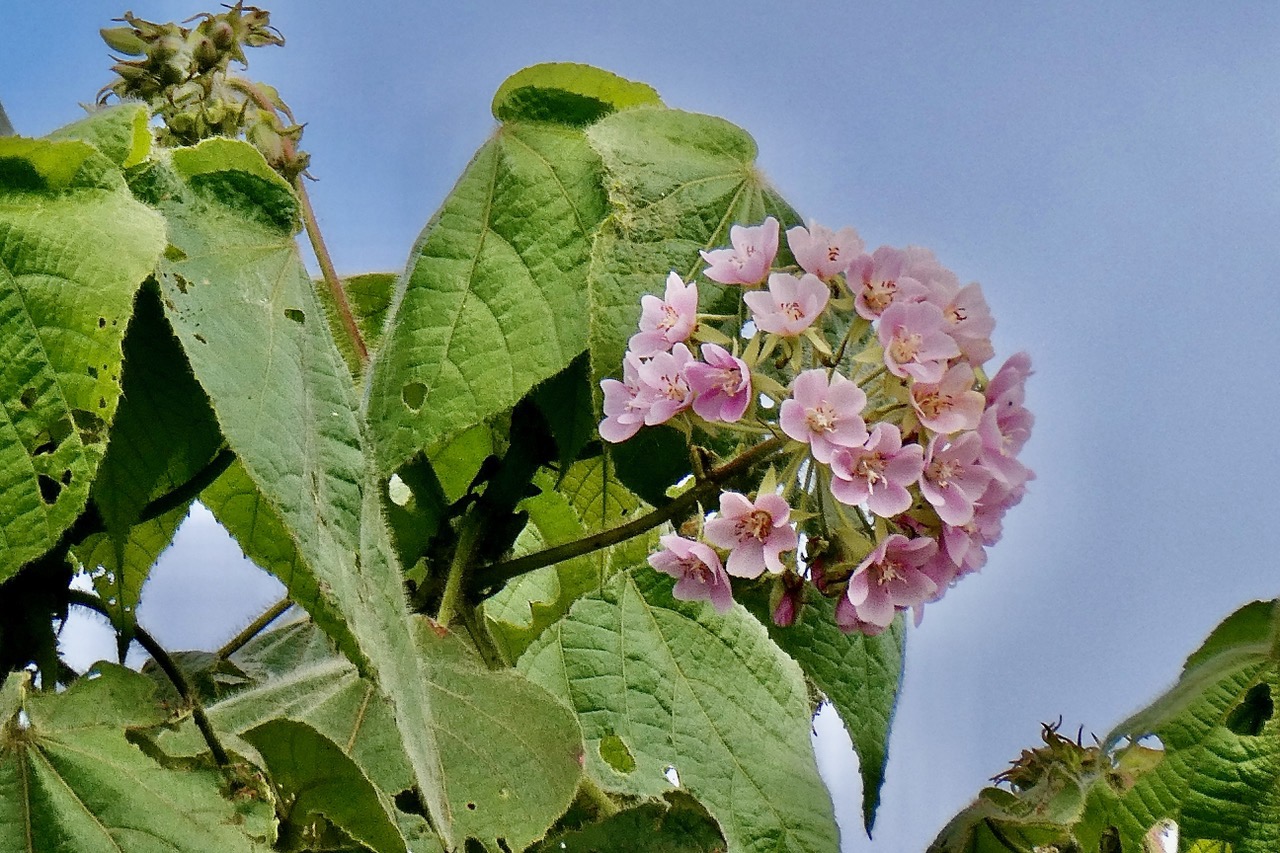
[135,138,451,843]
[741,589,906,834]
[0,665,266,853]
[0,135,164,582]
[520,569,840,853]
[366,121,607,473]
[492,62,663,126]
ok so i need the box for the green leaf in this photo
[0,665,267,852]
[492,62,663,127]
[558,456,654,581]
[315,272,397,380]
[139,139,453,844]
[366,120,608,473]
[931,599,1280,852]
[242,718,407,853]
[46,104,152,169]
[161,617,584,852]
[584,106,802,393]
[740,589,906,835]
[76,502,189,630]
[200,459,360,667]
[0,136,164,583]
[482,473,600,661]
[531,792,726,852]
[520,570,840,853]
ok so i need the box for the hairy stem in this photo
[67,591,231,768]
[215,596,292,660]
[470,436,790,596]
[437,511,484,628]
[295,176,369,366]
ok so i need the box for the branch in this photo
[67,590,231,768]
[295,176,369,367]
[214,595,292,660]
[469,436,790,596]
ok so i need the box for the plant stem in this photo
[66,591,231,768]
[437,511,484,628]
[294,176,369,367]
[469,436,790,597]
[214,596,292,660]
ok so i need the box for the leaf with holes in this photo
[520,569,840,853]
[133,138,453,844]
[366,117,609,473]
[0,665,269,852]
[0,134,164,583]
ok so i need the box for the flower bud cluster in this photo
[600,217,1034,635]
[97,4,309,179]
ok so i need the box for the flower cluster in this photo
[600,217,1033,635]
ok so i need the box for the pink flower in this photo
[636,343,695,425]
[910,363,986,434]
[835,594,887,636]
[828,423,925,517]
[700,217,779,285]
[842,534,939,631]
[786,221,864,280]
[629,272,699,357]
[936,282,995,366]
[779,369,867,463]
[649,534,734,612]
[920,433,993,526]
[743,272,830,336]
[704,491,798,578]
[979,352,1034,486]
[684,343,752,422]
[849,246,928,320]
[598,352,649,443]
[877,300,960,384]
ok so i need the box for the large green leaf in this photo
[584,106,802,391]
[315,271,397,381]
[0,136,164,583]
[134,138,453,844]
[492,62,663,127]
[520,569,840,853]
[931,599,1280,852]
[160,617,584,852]
[0,665,268,852]
[530,792,726,852]
[741,589,906,835]
[366,120,608,473]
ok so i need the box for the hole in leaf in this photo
[37,474,61,504]
[86,366,98,379]
[598,734,636,774]
[71,409,106,444]
[402,382,427,412]
[19,387,37,409]
[1225,683,1273,736]
[98,397,107,409]
[32,440,57,457]
[194,333,208,344]
[97,317,106,329]
[284,308,305,324]
[392,789,427,817]
[466,802,477,811]
[663,764,681,787]
[60,470,72,486]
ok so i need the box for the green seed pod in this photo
[100,26,147,56]
[207,19,236,51]
[150,33,185,61]
[191,34,219,70]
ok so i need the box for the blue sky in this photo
[6,2,1280,850]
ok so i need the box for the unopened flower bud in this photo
[191,34,220,70]
[770,571,806,627]
[207,19,236,51]
[151,33,185,61]
[100,26,147,56]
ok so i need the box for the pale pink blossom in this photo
[843,534,939,631]
[650,534,735,612]
[920,433,993,526]
[910,363,986,434]
[786,221,864,280]
[743,272,830,336]
[684,343,752,422]
[829,423,925,517]
[629,272,699,357]
[598,352,648,443]
[877,300,960,384]
[936,282,995,366]
[700,217,779,285]
[704,491,798,578]
[835,594,887,636]
[849,246,928,320]
[636,343,695,425]
[979,352,1034,486]
[779,369,867,463]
